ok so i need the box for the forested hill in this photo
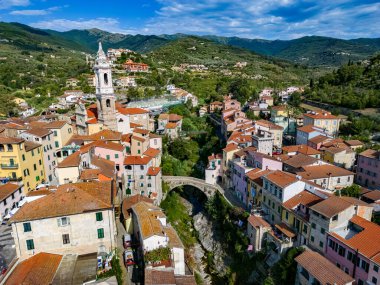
[304,54,380,109]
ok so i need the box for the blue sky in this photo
[0,0,379,39]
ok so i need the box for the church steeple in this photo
[94,42,117,131]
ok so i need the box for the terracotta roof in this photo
[283,154,319,169]
[93,140,124,152]
[264,170,298,188]
[362,190,380,202]
[310,196,354,218]
[86,129,122,141]
[0,183,21,201]
[256,119,283,130]
[275,223,296,238]
[165,225,184,248]
[133,128,150,135]
[331,215,380,262]
[24,141,41,152]
[144,148,160,158]
[158,113,183,122]
[271,105,287,111]
[57,152,80,168]
[165,122,177,129]
[295,250,354,285]
[43,120,67,129]
[91,156,115,179]
[124,155,152,165]
[283,190,324,209]
[86,118,98,124]
[308,135,330,144]
[344,139,363,147]
[147,166,161,176]
[248,215,271,228]
[117,107,149,115]
[24,127,51,137]
[296,164,353,180]
[5,252,63,285]
[246,169,272,186]
[132,135,146,142]
[359,149,379,159]
[175,275,197,285]
[144,269,176,285]
[26,189,54,197]
[223,143,239,152]
[10,181,113,223]
[122,134,132,143]
[149,133,161,139]
[79,168,101,180]
[323,146,349,154]
[304,111,338,120]
[297,125,321,133]
[122,195,154,218]
[132,201,165,239]
[130,122,143,128]
[282,145,321,156]
[0,137,24,144]
[208,153,222,161]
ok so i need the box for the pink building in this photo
[326,216,380,285]
[91,141,126,178]
[246,150,283,171]
[357,149,380,190]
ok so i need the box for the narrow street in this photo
[116,219,131,285]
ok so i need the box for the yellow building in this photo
[281,190,323,246]
[44,121,73,149]
[246,169,271,209]
[0,137,45,193]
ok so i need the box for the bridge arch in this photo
[162,176,229,203]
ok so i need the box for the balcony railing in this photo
[1,163,19,169]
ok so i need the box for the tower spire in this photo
[97,41,105,58]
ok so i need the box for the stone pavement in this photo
[0,224,16,271]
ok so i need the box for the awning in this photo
[275,223,296,238]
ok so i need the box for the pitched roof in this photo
[283,190,324,209]
[246,169,272,186]
[310,196,354,218]
[132,201,165,239]
[297,125,321,133]
[304,111,338,120]
[43,120,67,129]
[118,107,149,115]
[282,145,321,156]
[91,156,116,179]
[24,141,41,152]
[0,137,24,144]
[308,134,330,144]
[223,143,239,152]
[297,164,354,180]
[331,215,380,262]
[144,269,176,285]
[344,139,363,147]
[24,127,51,137]
[264,170,298,188]
[93,140,124,152]
[124,155,152,165]
[147,166,161,176]
[362,190,380,202]
[0,183,21,201]
[85,129,122,141]
[165,122,178,129]
[295,250,354,285]
[158,113,183,122]
[283,153,319,169]
[256,119,283,130]
[359,149,379,159]
[122,195,154,218]
[57,152,80,168]
[248,214,271,228]
[5,252,63,285]
[10,181,113,223]
[133,128,150,135]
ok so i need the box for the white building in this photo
[9,181,117,260]
[205,153,223,185]
[0,183,23,223]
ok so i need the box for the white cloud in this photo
[10,6,65,16]
[0,0,30,9]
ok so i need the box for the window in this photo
[54,131,57,136]
[55,141,59,148]
[140,165,144,170]
[374,265,379,273]
[115,154,119,159]
[57,217,70,227]
[26,239,34,250]
[39,159,42,165]
[311,223,316,229]
[97,228,104,239]
[62,234,70,244]
[303,224,307,234]
[106,155,110,160]
[36,176,40,182]
[361,260,369,273]
[148,183,151,187]
[23,222,32,232]
[22,154,25,161]
[96,212,103,221]
[347,251,353,261]
[338,245,346,257]
[138,150,141,154]
[319,241,324,248]
[320,228,325,234]
[332,215,338,221]
[310,236,315,242]
[33,164,37,171]
[372,277,378,285]
[285,211,289,220]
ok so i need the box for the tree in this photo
[263,276,275,285]
[336,184,361,198]
[272,247,304,285]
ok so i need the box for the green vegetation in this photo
[336,184,361,198]
[271,247,304,285]
[145,247,172,263]
[96,253,123,284]
[340,115,380,142]
[160,191,197,248]
[304,55,380,109]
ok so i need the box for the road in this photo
[0,224,16,274]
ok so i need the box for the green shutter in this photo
[96,212,103,221]
[26,239,34,250]
[97,228,104,239]
[23,222,31,232]
[126,188,131,195]
[115,154,119,158]
[106,155,110,160]
[55,141,59,148]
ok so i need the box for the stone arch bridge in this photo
[162,176,230,204]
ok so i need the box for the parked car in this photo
[124,249,135,266]
[123,234,132,248]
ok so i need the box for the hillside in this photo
[204,35,380,67]
[51,29,169,53]
[304,54,380,109]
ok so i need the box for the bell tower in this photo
[94,42,117,131]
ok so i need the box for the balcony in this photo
[1,163,19,169]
